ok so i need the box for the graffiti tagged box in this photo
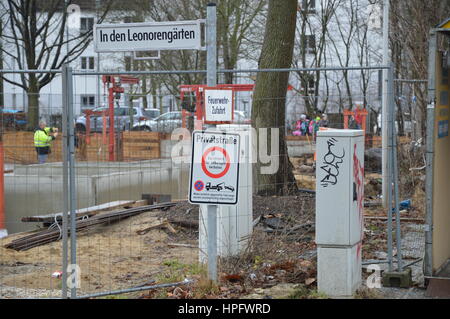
[315,129,365,246]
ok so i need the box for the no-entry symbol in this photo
[189,131,240,205]
[201,146,230,178]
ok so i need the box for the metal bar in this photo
[207,204,217,282]
[362,260,390,265]
[67,66,77,299]
[219,66,391,72]
[393,79,428,83]
[386,64,394,272]
[0,65,391,76]
[424,31,437,278]
[0,69,61,74]
[206,2,217,86]
[403,258,423,268]
[390,63,403,272]
[381,0,390,209]
[76,279,193,299]
[61,64,69,299]
[69,65,391,76]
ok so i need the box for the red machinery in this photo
[180,83,293,129]
[343,108,368,134]
[82,75,139,161]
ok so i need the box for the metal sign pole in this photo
[206,2,217,282]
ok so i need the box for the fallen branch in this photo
[167,243,197,248]
[136,220,177,235]
[167,218,199,229]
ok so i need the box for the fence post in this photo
[390,63,402,272]
[61,64,69,299]
[386,64,394,272]
[66,66,78,299]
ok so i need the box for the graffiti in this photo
[320,138,345,187]
[353,143,364,236]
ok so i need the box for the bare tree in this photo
[389,0,450,138]
[292,0,341,116]
[217,0,265,83]
[251,0,298,196]
[0,0,113,129]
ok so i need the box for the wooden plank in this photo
[21,200,139,223]
[123,142,160,148]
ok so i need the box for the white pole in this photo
[381,0,390,208]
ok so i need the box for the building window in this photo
[81,56,95,70]
[80,17,94,33]
[81,95,95,109]
[301,34,316,54]
[301,0,316,14]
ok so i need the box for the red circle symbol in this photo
[201,146,230,179]
[194,180,204,191]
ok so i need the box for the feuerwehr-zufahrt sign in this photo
[189,131,240,205]
[204,89,233,122]
[93,20,203,53]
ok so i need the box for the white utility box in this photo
[315,129,365,246]
[317,243,362,297]
[199,124,253,262]
[315,129,364,298]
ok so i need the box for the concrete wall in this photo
[4,159,189,234]
[287,140,316,156]
[5,175,94,234]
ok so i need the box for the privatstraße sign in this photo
[189,131,240,205]
[94,20,203,53]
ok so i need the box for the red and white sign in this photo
[189,131,240,205]
[204,89,234,123]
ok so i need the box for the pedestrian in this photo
[34,120,58,164]
[319,113,328,127]
[301,115,310,136]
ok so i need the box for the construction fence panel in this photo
[1,71,66,298]
[0,66,422,298]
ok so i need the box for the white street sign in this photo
[189,131,240,205]
[93,20,203,53]
[204,89,233,122]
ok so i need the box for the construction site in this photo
[1,1,450,304]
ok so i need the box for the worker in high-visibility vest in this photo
[34,120,58,164]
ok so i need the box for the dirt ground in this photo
[0,152,428,299]
[0,208,201,298]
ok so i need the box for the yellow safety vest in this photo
[34,128,53,148]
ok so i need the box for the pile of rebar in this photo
[4,202,176,251]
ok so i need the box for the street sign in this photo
[204,89,233,123]
[93,20,203,53]
[189,131,240,205]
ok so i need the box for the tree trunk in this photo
[251,0,298,196]
[27,76,39,130]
